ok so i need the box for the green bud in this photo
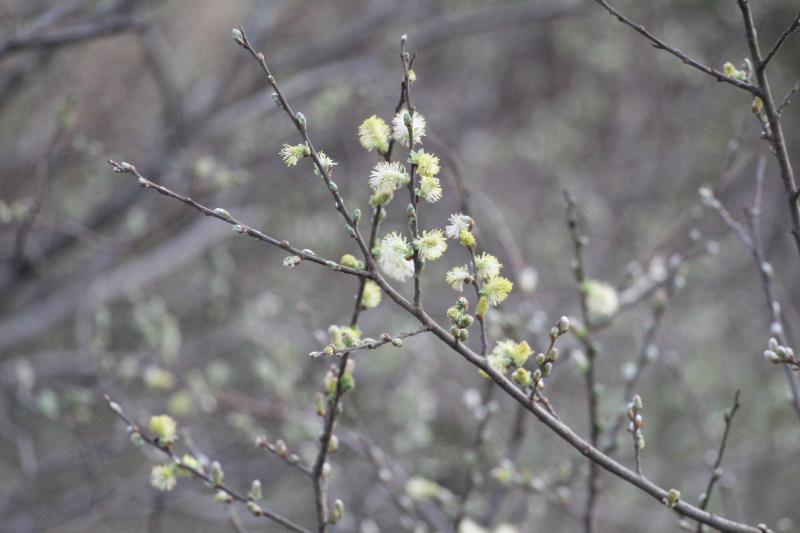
[246,501,264,516]
[210,461,224,486]
[353,209,361,222]
[232,28,245,47]
[296,112,306,129]
[664,488,681,508]
[331,499,345,524]
[512,368,532,386]
[248,479,263,501]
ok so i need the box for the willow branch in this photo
[591,0,759,94]
[107,161,370,278]
[564,191,601,533]
[736,0,800,268]
[104,396,309,533]
[760,10,800,69]
[235,28,374,265]
[696,391,741,532]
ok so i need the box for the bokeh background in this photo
[1,1,800,531]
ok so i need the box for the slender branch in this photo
[107,161,370,278]
[256,436,313,478]
[706,159,800,419]
[399,36,424,310]
[564,191,601,533]
[602,284,673,455]
[760,10,800,70]
[318,326,430,357]
[696,391,742,533]
[235,28,374,265]
[591,0,760,94]
[103,396,309,533]
[777,78,800,115]
[736,0,800,268]
[367,267,764,533]
[453,381,495,527]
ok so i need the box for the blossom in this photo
[312,151,337,177]
[414,229,448,261]
[150,414,177,445]
[361,280,382,308]
[445,265,472,291]
[369,161,409,195]
[474,252,501,280]
[481,276,513,306]
[409,149,440,178]
[151,463,177,491]
[582,279,619,325]
[392,110,426,146]
[417,176,442,203]
[279,143,308,166]
[445,213,474,239]
[378,232,414,282]
[358,115,391,153]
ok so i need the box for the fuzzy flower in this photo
[369,161,410,195]
[417,176,442,203]
[312,151,337,176]
[445,213,474,239]
[151,463,177,491]
[582,279,619,325]
[445,265,472,291]
[280,143,308,166]
[414,229,448,261]
[481,276,513,306]
[409,149,440,178]
[361,280,382,308]
[488,352,512,375]
[474,252,502,280]
[358,115,391,153]
[392,110,426,147]
[150,414,177,445]
[378,232,414,282]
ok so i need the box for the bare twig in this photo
[777,78,800,115]
[107,160,370,278]
[760,10,800,69]
[564,191,601,533]
[591,0,759,94]
[696,391,742,533]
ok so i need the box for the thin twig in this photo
[777,78,800,115]
[107,160,370,278]
[103,396,309,533]
[564,191,601,533]
[760,10,800,70]
[591,0,759,94]
[320,326,430,357]
[695,391,742,533]
[236,28,374,265]
[736,0,800,269]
